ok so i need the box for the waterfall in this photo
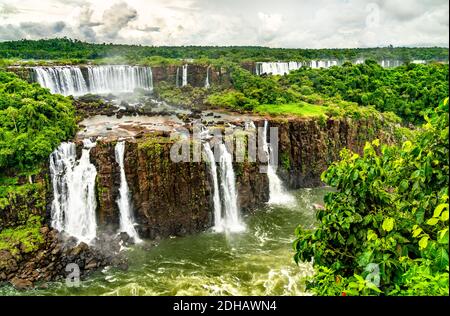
[182,64,188,86]
[203,143,223,231]
[115,141,141,243]
[218,143,245,232]
[49,139,98,244]
[262,121,295,205]
[205,66,211,88]
[34,66,88,95]
[32,65,153,96]
[255,60,340,75]
[176,67,180,87]
[203,141,245,233]
[86,65,153,94]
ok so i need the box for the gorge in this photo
[1,42,447,296]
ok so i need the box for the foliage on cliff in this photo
[294,98,449,295]
[284,60,449,124]
[0,38,447,63]
[0,70,76,172]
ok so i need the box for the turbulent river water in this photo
[1,188,329,296]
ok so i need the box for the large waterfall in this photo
[203,142,245,233]
[33,65,153,96]
[262,121,295,205]
[49,139,98,244]
[115,141,141,243]
[34,66,88,96]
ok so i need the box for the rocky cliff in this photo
[1,114,396,288]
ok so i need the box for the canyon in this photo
[0,62,399,290]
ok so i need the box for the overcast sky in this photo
[0,0,448,48]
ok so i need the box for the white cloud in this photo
[0,0,448,47]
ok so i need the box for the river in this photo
[0,188,329,296]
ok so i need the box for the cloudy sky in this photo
[0,0,448,48]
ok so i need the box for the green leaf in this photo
[434,248,449,270]
[412,227,423,237]
[426,218,439,226]
[382,217,395,232]
[433,203,448,218]
[440,211,449,222]
[366,281,382,293]
[419,236,429,250]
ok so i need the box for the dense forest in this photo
[0,38,448,63]
[0,71,76,172]
[294,98,449,295]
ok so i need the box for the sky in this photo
[0,0,448,48]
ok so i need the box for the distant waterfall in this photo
[255,60,340,75]
[182,64,188,86]
[115,141,141,243]
[262,121,295,205]
[205,66,211,88]
[34,66,88,96]
[49,139,98,244]
[33,65,153,96]
[203,142,245,233]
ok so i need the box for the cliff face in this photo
[267,116,396,188]
[1,115,395,287]
[90,135,269,239]
[87,115,394,239]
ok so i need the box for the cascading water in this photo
[115,141,141,243]
[32,65,153,96]
[34,66,88,95]
[86,65,153,94]
[203,142,223,231]
[262,121,295,205]
[182,64,188,87]
[218,143,246,232]
[202,138,245,233]
[49,139,98,244]
[205,66,211,88]
[255,60,340,75]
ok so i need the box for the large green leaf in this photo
[434,248,449,270]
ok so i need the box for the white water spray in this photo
[33,65,153,96]
[49,139,98,244]
[218,143,246,232]
[262,121,295,205]
[205,66,211,88]
[203,143,223,231]
[182,64,188,87]
[115,141,141,243]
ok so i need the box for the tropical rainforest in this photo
[0,38,448,296]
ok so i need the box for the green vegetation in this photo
[254,102,326,117]
[294,98,449,295]
[154,82,213,109]
[0,215,44,256]
[284,60,449,123]
[0,70,76,172]
[0,38,447,63]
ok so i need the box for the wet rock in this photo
[10,277,33,290]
